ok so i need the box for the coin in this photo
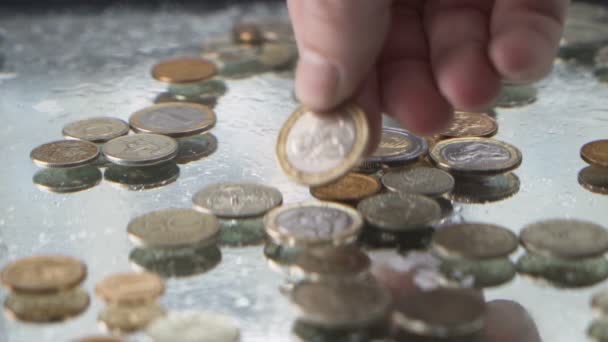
[292,245,371,281]
[439,111,498,138]
[579,166,608,194]
[62,117,130,143]
[516,253,608,288]
[381,167,455,197]
[95,272,164,305]
[218,217,266,247]
[33,165,102,193]
[366,127,428,165]
[1,255,86,294]
[357,193,441,232]
[520,219,608,259]
[127,208,219,248]
[291,280,391,328]
[430,138,522,176]
[99,302,165,333]
[30,140,100,168]
[277,104,370,186]
[129,245,221,278]
[146,311,240,342]
[258,42,297,69]
[168,79,227,98]
[431,223,518,260]
[592,289,608,316]
[192,182,282,219]
[440,257,516,288]
[104,162,180,190]
[4,287,90,323]
[495,84,538,108]
[451,173,521,203]
[264,202,364,246]
[588,319,608,342]
[581,139,608,168]
[151,57,217,84]
[102,134,178,166]
[72,336,124,342]
[310,173,382,203]
[130,103,216,138]
[174,133,218,164]
[233,22,264,45]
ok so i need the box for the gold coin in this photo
[232,23,264,45]
[1,255,86,294]
[151,57,217,84]
[95,272,164,305]
[581,139,608,168]
[440,111,498,138]
[4,287,90,323]
[99,302,165,333]
[310,173,381,203]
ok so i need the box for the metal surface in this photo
[0,2,608,342]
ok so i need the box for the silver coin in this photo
[381,167,455,197]
[145,311,240,342]
[192,182,282,219]
[104,162,180,191]
[366,127,428,164]
[33,165,102,193]
[357,193,441,232]
[62,117,130,143]
[431,223,519,260]
[130,103,216,138]
[102,134,178,166]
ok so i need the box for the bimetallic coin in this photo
[381,167,455,197]
[33,165,102,193]
[175,133,218,164]
[62,117,130,143]
[520,219,608,259]
[430,138,522,176]
[451,173,521,203]
[30,140,100,168]
[151,57,217,84]
[264,202,364,246]
[579,166,608,194]
[99,302,165,333]
[1,255,86,294]
[357,193,441,232]
[310,173,382,203]
[440,257,517,288]
[130,103,216,138]
[439,111,498,138]
[431,223,518,260]
[516,253,608,288]
[4,287,89,323]
[277,104,370,186]
[95,272,164,305]
[233,22,264,45]
[592,289,608,316]
[581,139,608,168]
[129,245,221,278]
[102,134,178,167]
[495,84,538,108]
[146,311,240,342]
[104,162,180,191]
[292,245,371,281]
[367,127,428,165]
[192,182,282,219]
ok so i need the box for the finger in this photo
[484,300,542,342]
[353,70,382,156]
[490,0,568,83]
[288,0,391,111]
[424,0,501,110]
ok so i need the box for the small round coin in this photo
[1,255,86,294]
[430,138,522,176]
[146,311,240,342]
[578,166,608,194]
[366,127,428,165]
[30,140,100,168]
[357,193,441,232]
[192,182,282,219]
[151,57,217,84]
[381,167,455,197]
[4,287,90,323]
[581,139,608,168]
[310,173,381,203]
[130,103,216,138]
[520,219,608,259]
[431,223,519,260]
[439,111,498,138]
[33,165,102,193]
[293,245,371,281]
[95,272,164,305]
[277,104,370,186]
[102,134,178,166]
[62,117,130,143]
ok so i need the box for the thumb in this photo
[288,0,391,111]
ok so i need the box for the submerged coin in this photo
[451,173,520,203]
[431,223,518,260]
[62,117,130,143]
[146,311,240,342]
[439,111,498,138]
[367,127,428,165]
[95,272,164,305]
[129,245,221,278]
[218,217,266,247]
[310,173,381,203]
[520,219,608,259]
[579,166,608,194]
[581,140,608,168]
[4,287,90,323]
[104,162,180,190]
[381,167,455,197]
[592,289,608,316]
[33,165,102,193]
[516,253,608,288]
[357,193,441,232]
[193,182,282,218]
[440,257,517,288]
[130,103,216,138]
[102,134,178,167]
[99,302,165,333]
[495,84,538,108]
[292,245,371,281]
[233,22,264,45]
[1,255,86,294]
[175,133,218,164]
[31,140,100,168]
[151,57,217,84]
[277,104,370,186]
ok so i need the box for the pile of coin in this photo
[588,289,608,342]
[579,139,608,194]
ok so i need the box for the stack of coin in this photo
[145,311,240,342]
[127,208,222,278]
[588,289,608,342]
[517,219,608,287]
[0,255,89,322]
[95,272,166,333]
[579,139,608,194]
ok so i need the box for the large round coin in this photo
[581,139,608,168]
[95,272,164,305]
[146,311,240,342]
[102,134,178,166]
[520,219,608,259]
[62,117,130,143]
[277,104,370,186]
[1,255,86,294]
[430,138,522,176]
[366,127,428,164]
[310,173,381,202]
[431,223,519,260]
[192,182,282,218]
[151,57,217,84]
[357,193,441,232]
[381,167,455,197]
[439,111,498,138]
[30,140,100,168]
[130,103,216,138]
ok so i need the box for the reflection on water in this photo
[292,319,388,342]
[129,244,221,278]
[218,217,266,247]
[439,257,517,288]
[175,133,218,164]
[360,226,434,252]
[4,288,90,323]
[104,161,179,190]
[517,253,608,288]
[451,173,520,204]
[579,166,608,194]
[154,92,218,109]
[33,165,102,193]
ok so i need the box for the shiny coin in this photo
[579,166,608,194]
[192,182,282,219]
[151,57,217,84]
[440,257,517,288]
[4,287,89,323]
[104,162,180,190]
[258,42,297,69]
[357,193,441,232]
[218,217,266,247]
[99,302,165,333]
[233,22,264,45]
[581,139,608,168]
[62,117,130,143]
[33,165,102,193]
[430,138,522,176]
[71,336,124,342]
[127,208,219,248]
[310,173,382,203]
[175,133,218,164]
[516,253,608,288]
[95,272,164,305]
[1,255,86,294]
[381,167,455,197]
[129,245,221,278]
[30,140,100,168]
[277,104,370,186]
[588,319,608,342]
[367,127,428,165]
[102,134,178,166]
[495,84,538,108]
[592,289,608,316]
[439,111,498,138]
[292,245,371,281]
[146,311,240,342]
[168,79,227,98]
[264,202,363,246]
[130,103,216,138]
[451,173,520,203]
[520,219,608,259]
[432,223,518,260]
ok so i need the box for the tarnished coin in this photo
[104,162,180,191]
[381,167,455,197]
[99,302,165,333]
[451,173,521,203]
[292,245,371,281]
[102,134,178,166]
[4,287,90,323]
[516,253,608,288]
[579,166,608,194]
[367,127,428,165]
[1,255,86,294]
[127,208,219,248]
[430,138,522,176]
[310,173,382,203]
[151,57,217,84]
[95,272,164,305]
[33,165,102,193]
[291,280,391,328]
[592,289,608,316]
[72,336,124,342]
[520,219,608,259]
[62,117,130,143]
[192,182,282,218]
[129,245,221,278]
[581,139,608,168]
[264,202,364,246]
[357,193,441,232]
[233,22,264,45]
[146,311,240,342]
[175,133,218,164]
[495,84,538,108]
[277,104,370,186]
[440,257,517,288]
[439,111,498,138]
[31,140,100,168]
[432,223,518,260]
[130,103,216,138]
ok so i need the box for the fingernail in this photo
[295,50,340,111]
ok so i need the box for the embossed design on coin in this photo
[130,103,216,138]
[1,255,86,294]
[30,140,100,168]
[381,167,455,197]
[102,134,178,166]
[151,57,217,84]
[62,117,130,143]
[581,139,608,168]
[432,223,519,259]
[579,166,608,194]
[95,272,164,305]
[357,193,441,232]
[192,182,282,218]
[440,111,498,138]
[310,173,381,202]
[367,127,428,164]
[146,311,241,342]
[4,287,90,323]
[430,138,522,175]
